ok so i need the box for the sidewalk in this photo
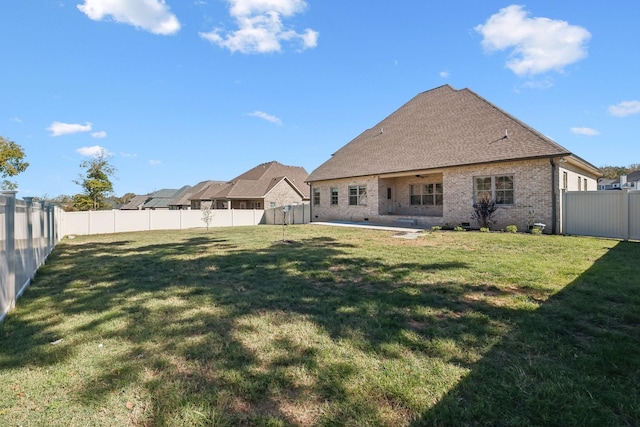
[310,221,425,234]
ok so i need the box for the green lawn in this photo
[1,225,639,426]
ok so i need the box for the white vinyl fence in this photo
[263,203,311,225]
[563,189,640,241]
[63,208,266,236]
[1,192,63,321]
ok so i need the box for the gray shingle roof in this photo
[169,180,225,207]
[308,85,578,182]
[120,195,151,210]
[189,161,310,201]
[142,186,191,209]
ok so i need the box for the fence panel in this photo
[264,204,310,225]
[1,194,62,321]
[63,209,266,236]
[0,197,9,319]
[563,190,639,240]
[630,192,640,241]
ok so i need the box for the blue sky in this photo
[2,1,639,197]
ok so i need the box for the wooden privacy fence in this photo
[1,192,63,321]
[562,189,640,241]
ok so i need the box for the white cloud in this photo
[10,117,23,123]
[570,127,600,136]
[609,100,640,117]
[248,110,282,125]
[77,0,180,35]
[149,159,162,166]
[76,145,113,157]
[521,78,554,90]
[439,71,449,78]
[120,152,138,158]
[91,131,107,138]
[48,121,92,136]
[475,5,591,76]
[200,0,318,54]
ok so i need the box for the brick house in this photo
[306,85,601,233]
[189,161,310,210]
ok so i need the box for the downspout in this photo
[550,158,557,234]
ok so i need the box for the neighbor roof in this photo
[142,186,191,209]
[120,195,151,210]
[190,161,310,201]
[308,85,593,182]
[169,180,225,207]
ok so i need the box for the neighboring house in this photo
[142,186,191,210]
[168,180,225,210]
[120,194,151,210]
[306,85,601,233]
[122,187,191,210]
[609,171,640,191]
[190,161,310,210]
[598,178,616,191]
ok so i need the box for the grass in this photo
[0,225,639,426]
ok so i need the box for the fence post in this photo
[2,191,17,310]
[46,202,54,251]
[560,189,566,235]
[622,189,630,241]
[23,197,35,283]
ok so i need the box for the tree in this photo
[599,164,640,179]
[201,204,214,230]
[72,150,116,210]
[0,136,29,190]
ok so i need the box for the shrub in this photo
[531,227,542,235]
[472,196,498,229]
[431,226,442,231]
[454,226,465,232]
[480,227,490,233]
[506,225,518,233]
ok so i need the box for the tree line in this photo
[598,164,640,180]
[1,135,129,211]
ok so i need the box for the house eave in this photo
[307,154,575,183]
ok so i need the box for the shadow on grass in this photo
[413,240,640,426]
[2,231,638,425]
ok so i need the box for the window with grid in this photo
[410,183,443,205]
[348,185,367,205]
[313,188,320,205]
[474,175,514,205]
[331,187,338,205]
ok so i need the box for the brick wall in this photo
[310,176,379,222]
[444,159,553,231]
[310,158,598,232]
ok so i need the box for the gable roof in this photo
[121,194,151,210]
[308,85,595,182]
[169,180,225,207]
[142,186,191,209]
[190,161,310,201]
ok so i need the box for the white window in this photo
[474,175,514,205]
[348,185,367,206]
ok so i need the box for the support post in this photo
[2,191,17,311]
